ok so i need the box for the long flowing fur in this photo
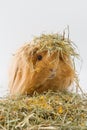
[9,43,75,96]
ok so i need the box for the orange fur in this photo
[9,43,75,96]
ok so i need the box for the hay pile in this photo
[0,90,87,130]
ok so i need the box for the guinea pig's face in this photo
[29,47,59,83]
[29,47,74,87]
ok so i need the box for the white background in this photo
[0,0,87,97]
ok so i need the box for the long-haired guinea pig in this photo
[9,34,76,96]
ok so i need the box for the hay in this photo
[0,90,87,130]
[32,33,78,58]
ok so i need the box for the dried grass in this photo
[33,33,78,58]
[0,90,87,130]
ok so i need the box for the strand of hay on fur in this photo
[0,90,87,130]
[33,33,79,57]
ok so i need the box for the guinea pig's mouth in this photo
[48,73,56,79]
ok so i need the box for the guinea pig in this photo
[9,34,76,96]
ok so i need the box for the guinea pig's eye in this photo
[37,55,42,61]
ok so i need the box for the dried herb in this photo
[0,90,87,130]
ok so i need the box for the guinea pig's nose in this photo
[48,69,57,79]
